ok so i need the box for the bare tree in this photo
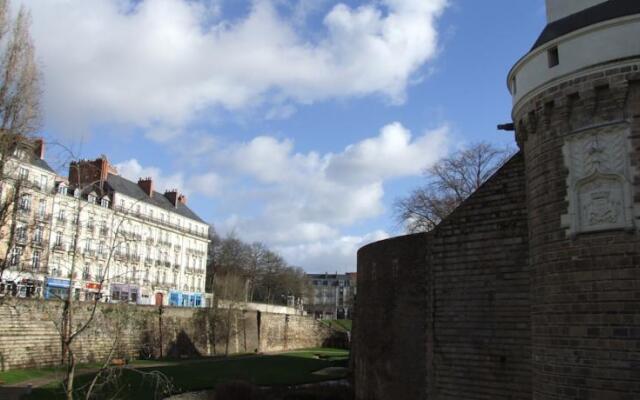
[395,142,515,233]
[0,0,40,137]
[0,0,41,291]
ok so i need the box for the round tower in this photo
[508,1,640,399]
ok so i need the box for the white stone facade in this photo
[1,142,209,307]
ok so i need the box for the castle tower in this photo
[508,1,640,399]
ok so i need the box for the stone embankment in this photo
[0,299,344,371]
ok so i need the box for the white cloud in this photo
[214,122,449,270]
[112,121,448,271]
[276,230,390,272]
[24,0,447,132]
[326,122,449,183]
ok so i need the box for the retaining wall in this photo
[0,299,340,371]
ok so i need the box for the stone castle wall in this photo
[354,153,530,400]
[0,299,341,371]
[514,63,640,400]
[353,62,640,400]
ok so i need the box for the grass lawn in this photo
[321,319,352,333]
[22,348,349,400]
[0,360,171,386]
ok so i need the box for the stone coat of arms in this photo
[562,122,635,235]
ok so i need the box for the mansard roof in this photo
[30,157,56,173]
[532,0,640,50]
[105,174,205,223]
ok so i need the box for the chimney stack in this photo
[69,155,114,186]
[34,138,45,160]
[138,178,154,197]
[164,189,179,207]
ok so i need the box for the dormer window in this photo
[88,194,96,204]
[101,197,110,208]
[58,184,67,195]
[73,188,81,198]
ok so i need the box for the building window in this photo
[19,167,29,180]
[548,46,559,68]
[88,194,96,204]
[18,194,31,211]
[58,184,67,195]
[31,250,40,271]
[57,209,65,222]
[54,231,63,246]
[120,199,125,210]
[101,197,109,208]
[15,225,27,242]
[9,247,21,266]
[74,188,81,198]
[34,226,43,244]
[38,199,46,218]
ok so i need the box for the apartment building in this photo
[0,137,209,307]
[305,272,356,319]
[0,137,57,298]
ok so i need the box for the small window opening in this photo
[547,46,559,68]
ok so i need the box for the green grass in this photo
[0,360,174,386]
[0,367,60,385]
[22,348,349,400]
[321,319,352,333]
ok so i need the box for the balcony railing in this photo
[35,213,51,222]
[115,206,208,239]
[52,243,66,252]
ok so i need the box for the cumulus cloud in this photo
[275,230,390,273]
[23,0,447,132]
[112,121,447,270]
[214,122,448,269]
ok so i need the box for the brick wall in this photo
[354,232,429,400]
[0,300,341,371]
[426,152,530,400]
[354,153,530,400]
[514,63,640,400]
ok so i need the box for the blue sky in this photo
[24,0,546,272]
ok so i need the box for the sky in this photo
[21,0,546,273]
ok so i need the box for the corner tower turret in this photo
[509,1,640,399]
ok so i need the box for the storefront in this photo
[109,283,139,303]
[168,291,203,308]
[45,278,71,300]
[0,276,43,298]
[83,282,102,301]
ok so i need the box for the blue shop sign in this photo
[168,291,203,308]
[46,278,70,288]
[169,291,181,306]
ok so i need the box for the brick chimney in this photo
[69,155,115,186]
[34,138,45,160]
[164,189,179,207]
[138,177,154,197]
[178,194,187,205]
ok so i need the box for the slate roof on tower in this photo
[532,0,640,50]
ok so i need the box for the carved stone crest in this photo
[562,122,636,236]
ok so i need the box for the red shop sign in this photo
[85,282,101,290]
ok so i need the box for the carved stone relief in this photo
[562,122,636,236]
